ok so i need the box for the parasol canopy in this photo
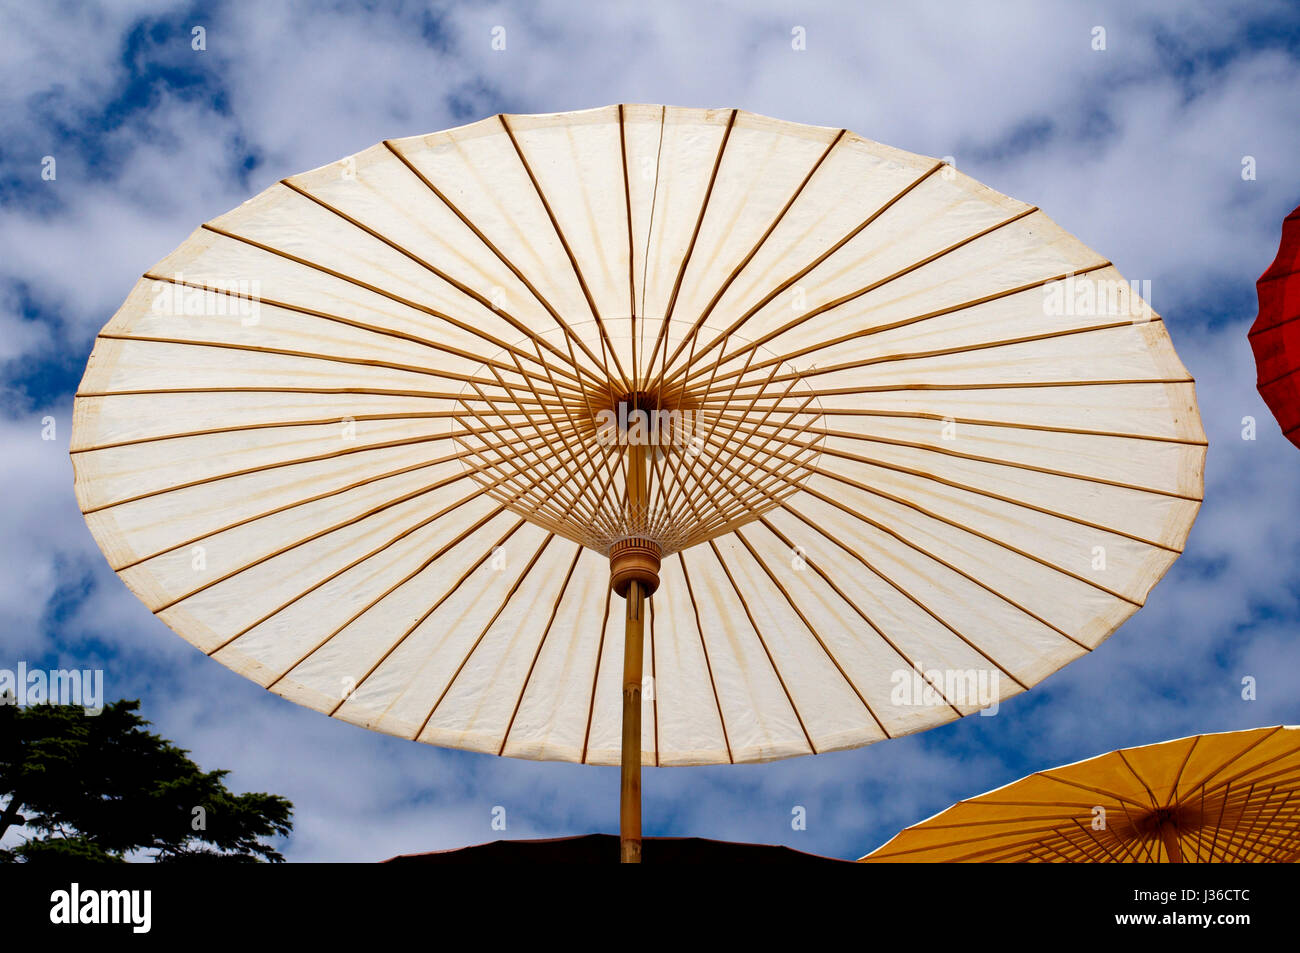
[1250,203,1300,450]
[860,725,1300,862]
[72,105,1204,859]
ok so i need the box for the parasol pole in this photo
[620,437,648,863]
[609,412,661,863]
[1157,818,1183,863]
[620,574,645,863]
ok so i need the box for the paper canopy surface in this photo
[861,725,1300,862]
[72,105,1204,766]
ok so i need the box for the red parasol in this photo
[1250,204,1300,449]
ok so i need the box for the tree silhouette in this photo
[0,698,292,862]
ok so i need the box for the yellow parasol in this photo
[862,725,1300,862]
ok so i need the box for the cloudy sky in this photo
[2,0,1298,861]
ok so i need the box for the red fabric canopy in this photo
[1251,204,1300,449]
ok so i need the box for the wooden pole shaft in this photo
[620,440,649,863]
[620,577,644,863]
[1158,821,1183,863]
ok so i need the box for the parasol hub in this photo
[608,536,662,598]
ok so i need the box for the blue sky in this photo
[2,0,1299,860]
